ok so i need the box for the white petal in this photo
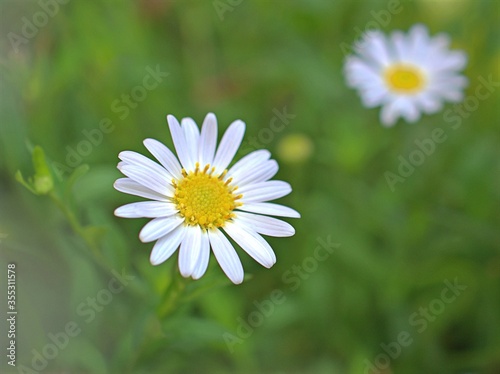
[344,56,382,87]
[167,114,195,171]
[433,74,468,88]
[380,100,402,127]
[357,30,392,67]
[119,164,174,197]
[227,149,271,180]
[181,117,200,165]
[139,215,184,243]
[399,99,421,123]
[150,225,187,265]
[391,31,409,61]
[415,94,443,114]
[223,222,276,268]
[429,33,451,54]
[344,57,389,108]
[143,138,183,180]
[178,225,203,277]
[192,232,210,280]
[213,120,246,172]
[208,228,244,284]
[411,25,431,59]
[198,113,218,167]
[234,160,279,187]
[117,161,127,170]
[359,85,390,108]
[114,201,178,218]
[239,181,292,203]
[114,178,169,201]
[118,150,173,179]
[234,211,295,237]
[429,83,466,102]
[237,202,300,218]
[366,31,393,66]
[432,51,468,72]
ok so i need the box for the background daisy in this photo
[344,24,468,126]
[114,113,299,284]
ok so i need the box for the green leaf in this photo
[15,170,38,194]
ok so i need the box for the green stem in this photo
[157,267,190,319]
[48,191,107,269]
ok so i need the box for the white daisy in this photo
[114,113,300,284]
[344,24,468,126]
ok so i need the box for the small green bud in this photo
[15,146,54,195]
[32,146,54,195]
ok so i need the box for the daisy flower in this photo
[113,113,300,284]
[344,24,468,126]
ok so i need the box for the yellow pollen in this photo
[172,163,242,230]
[384,64,425,94]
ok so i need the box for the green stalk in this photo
[157,266,190,319]
[48,191,108,272]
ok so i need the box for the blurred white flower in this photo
[114,113,299,284]
[344,24,468,126]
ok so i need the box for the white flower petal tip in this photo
[224,222,277,268]
[237,202,300,219]
[166,114,178,125]
[344,24,468,126]
[234,212,296,238]
[116,161,127,171]
[139,216,183,243]
[149,225,186,266]
[205,112,216,121]
[212,119,246,172]
[114,113,299,283]
[208,228,244,285]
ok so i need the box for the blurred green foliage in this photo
[1,0,499,373]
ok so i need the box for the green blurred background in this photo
[1,0,499,373]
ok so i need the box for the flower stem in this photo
[48,191,107,270]
[158,266,190,319]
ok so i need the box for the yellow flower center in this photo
[172,163,242,230]
[384,64,425,94]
